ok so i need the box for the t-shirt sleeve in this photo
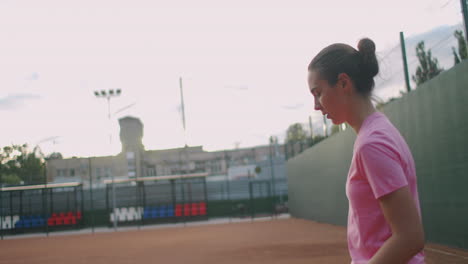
[357,143,408,199]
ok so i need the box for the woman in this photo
[307,38,425,264]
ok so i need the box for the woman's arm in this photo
[368,186,425,264]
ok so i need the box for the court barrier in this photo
[1,174,288,238]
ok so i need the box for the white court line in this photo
[425,247,468,260]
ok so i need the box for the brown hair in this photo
[308,38,379,97]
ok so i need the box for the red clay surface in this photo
[0,218,467,264]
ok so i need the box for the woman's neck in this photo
[347,96,376,134]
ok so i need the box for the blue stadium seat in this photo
[31,216,39,227]
[32,215,44,227]
[23,218,31,228]
[167,205,174,217]
[39,216,46,226]
[159,205,167,218]
[143,207,152,219]
[15,220,23,229]
[151,206,159,218]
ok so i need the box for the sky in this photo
[0,0,463,158]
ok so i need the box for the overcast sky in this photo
[0,0,463,158]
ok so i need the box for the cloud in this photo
[0,93,41,110]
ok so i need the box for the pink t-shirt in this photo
[346,111,425,264]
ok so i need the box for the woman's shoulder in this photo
[355,123,400,155]
[359,112,400,140]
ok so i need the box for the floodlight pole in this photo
[94,89,121,231]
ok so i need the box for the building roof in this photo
[103,172,208,184]
[1,182,82,192]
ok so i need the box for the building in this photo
[47,116,285,188]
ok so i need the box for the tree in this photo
[0,144,46,185]
[285,123,308,143]
[0,174,22,185]
[312,135,326,145]
[46,152,63,160]
[269,136,279,145]
[452,30,467,65]
[412,41,444,86]
[375,96,399,111]
[331,125,340,135]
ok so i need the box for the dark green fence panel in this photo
[287,130,355,227]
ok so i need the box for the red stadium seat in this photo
[47,217,55,226]
[175,204,183,217]
[76,211,82,220]
[191,203,199,216]
[184,204,191,216]
[199,202,207,215]
[65,212,74,225]
[55,215,64,226]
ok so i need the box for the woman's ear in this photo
[337,73,353,94]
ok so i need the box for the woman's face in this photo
[308,70,348,125]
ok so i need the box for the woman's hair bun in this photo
[357,38,379,79]
[357,38,376,54]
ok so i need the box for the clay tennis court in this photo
[0,217,467,264]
